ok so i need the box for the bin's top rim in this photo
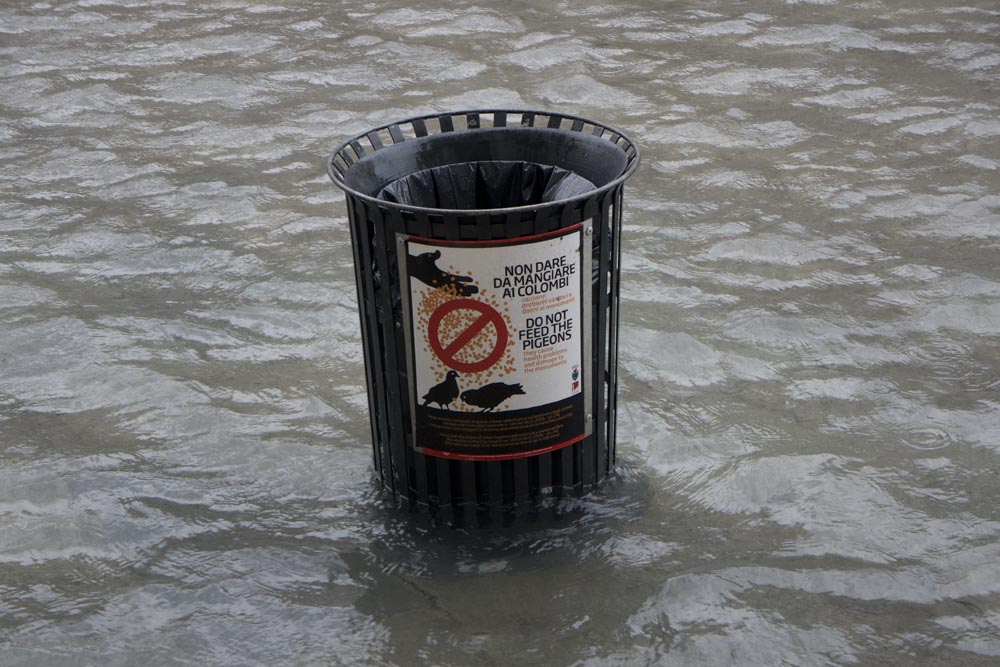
[326,108,640,216]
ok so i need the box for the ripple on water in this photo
[621,328,779,389]
[622,571,860,666]
[721,308,906,368]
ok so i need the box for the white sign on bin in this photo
[399,224,590,460]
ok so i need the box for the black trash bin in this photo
[327,109,638,513]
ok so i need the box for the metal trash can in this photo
[327,109,639,513]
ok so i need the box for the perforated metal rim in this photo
[326,108,640,216]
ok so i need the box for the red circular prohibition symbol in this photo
[427,298,508,373]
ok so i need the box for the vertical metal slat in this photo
[358,201,396,496]
[372,205,410,497]
[607,187,626,467]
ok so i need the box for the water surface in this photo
[2,0,1000,665]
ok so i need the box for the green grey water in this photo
[2,1,1000,665]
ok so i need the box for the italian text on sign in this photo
[402,225,588,460]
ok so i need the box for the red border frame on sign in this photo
[406,222,587,461]
[418,433,586,461]
[407,222,583,247]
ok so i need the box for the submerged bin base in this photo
[328,110,639,511]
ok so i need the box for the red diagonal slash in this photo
[428,298,508,373]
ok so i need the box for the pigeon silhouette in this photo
[409,250,478,296]
[422,370,460,409]
[460,382,525,412]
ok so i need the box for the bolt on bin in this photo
[326,109,639,513]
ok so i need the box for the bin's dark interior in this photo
[376,161,596,209]
[343,126,628,210]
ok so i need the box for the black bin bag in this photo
[378,161,596,209]
[327,110,639,520]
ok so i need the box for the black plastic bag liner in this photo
[335,122,630,211]
[377,160,596,209]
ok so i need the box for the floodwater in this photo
[2,0,1000,665]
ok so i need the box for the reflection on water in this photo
[3,0,1000,664]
